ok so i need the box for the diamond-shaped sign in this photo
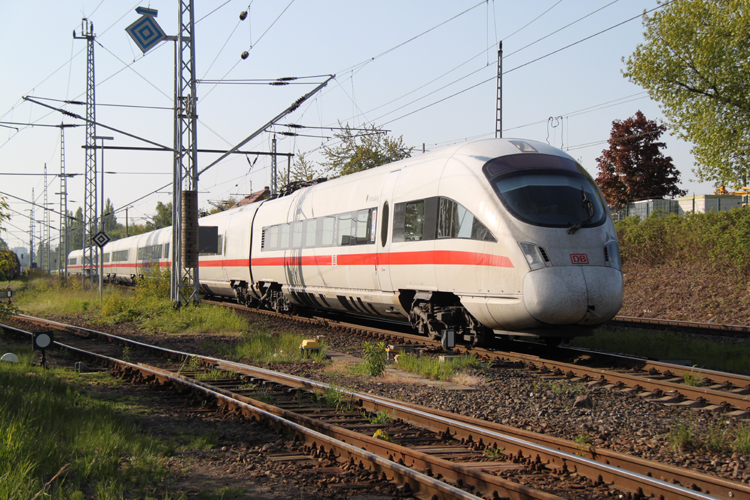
[93,231,111,248]
[125,12,166,54]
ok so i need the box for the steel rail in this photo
[554,345,750,391]
[4,315,740,500]
[612,316,750,336]
[0,323,496,500]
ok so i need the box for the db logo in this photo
[570,253,589,265]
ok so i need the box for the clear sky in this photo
[0,0,714,251]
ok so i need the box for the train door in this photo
[376,170,400,291]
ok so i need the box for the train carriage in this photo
[69,138,623,345]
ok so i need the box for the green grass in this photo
[9,274,249,336]
[0,342,172,499]
[395,354,483,381]
[570,327,750,374]
[229,330,327,364]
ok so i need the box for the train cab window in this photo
[483,154,606,229]
[381,202,389,247]
[321,217,335,247]
[304,219,317,248]
[438,198,496,242]
[291,221,303,248]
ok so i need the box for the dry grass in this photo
[449,372,485,387]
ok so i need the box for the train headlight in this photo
[604,240,621,271]
[519,242,545,271]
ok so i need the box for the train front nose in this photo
[522,266,623,325]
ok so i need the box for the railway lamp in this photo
[32,331,54,369]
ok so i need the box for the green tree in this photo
[0,248,20,280]
[103,198,117,232]
[147,202,172,230]
[624,0,750,185]
[0,237,7,249]
[208,197,238,214]
[595,111,686,207]
[322,124,413,178]
[68,208,84,251]
[0,195,9,237]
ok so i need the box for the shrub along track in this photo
[2,314,745,500]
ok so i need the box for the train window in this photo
[338,213,353,246]
[304,219,317,248]
[404,201,425,241]
[164,243,169,258]
[279,224,290,249]
[69,257,77,265]
[438,198,496,242]
[381,202,389,247]
[321,217,335,247]
[264,225,278,250]
[103,253,110,263]
[291,221,303,248]
[355,209,369,244]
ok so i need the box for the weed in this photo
[484,446,505,459]
[365,409,393,425]
[317,384,352,411]
[683,367,702,387]
[705,420,731,452]
[194,369,232,380]
[396,353,483,381]
[253,386,273,404]
[362,341,387,377]
[669,420,696,453]
[121,345,131,363]
[574,434,592,456]
[732,423,750,454]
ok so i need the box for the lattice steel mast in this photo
[59,125,69,278]
[495,41,503,139]
[43,163,50,273]
[171,0,200,305]
[74,19,97,288]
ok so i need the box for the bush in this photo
[0,249,20,281]
[615,208,750,274]
[362,341,387,377]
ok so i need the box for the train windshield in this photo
[483,154,607,228]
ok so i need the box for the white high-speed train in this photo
[69,138,623,345]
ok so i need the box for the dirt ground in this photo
[618,260,750,325]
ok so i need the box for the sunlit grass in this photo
[0,342,171,499]
[570,327,750,374]
[396,353,483,381]
[231,330,327,364]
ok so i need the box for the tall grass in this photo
[616,209,750,274]
[231,330,327,363]
[0,344,171,499]
[396,354,483,381]
[12,270,249,335]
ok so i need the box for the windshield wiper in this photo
[567,188,594,235]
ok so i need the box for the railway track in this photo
[610,316,750,337]
[212,300,750,418]
[3,314,747,499]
